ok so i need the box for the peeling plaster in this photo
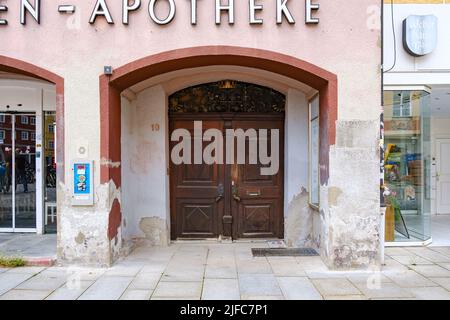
[328,187,343,207]
[75,232,85,245]
[56,179,123,267]
[100,158,121,168]
[285,187,314,248]
[318,120,381,270]
[139,217,169,246]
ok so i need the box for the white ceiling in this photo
[126,65,316,97]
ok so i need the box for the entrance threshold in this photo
[385,238,433,247]
[172,239,287,247]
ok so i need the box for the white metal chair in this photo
[44,202,57,225]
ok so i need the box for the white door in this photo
[436,138,450,214]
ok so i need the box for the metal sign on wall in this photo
[403,15,438,57]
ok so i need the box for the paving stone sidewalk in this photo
[0,233,56,260]
[1,242,450,300]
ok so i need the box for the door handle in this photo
[215,183,224,202]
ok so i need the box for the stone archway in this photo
[99,46,338,246]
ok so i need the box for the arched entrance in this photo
[100,46,338,243]
[0,56,64,184]
[169,81,285,240]
[0,56,64,236]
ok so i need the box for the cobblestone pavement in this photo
[1,242,450,300]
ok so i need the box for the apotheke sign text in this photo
[0,0,321,26]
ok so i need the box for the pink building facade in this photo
[0,0,382,269]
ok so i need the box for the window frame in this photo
[20,116,29,125]
[392,92,412,118]
[0,130,5,140]
[309,93,320,210]
[21,131,29,141]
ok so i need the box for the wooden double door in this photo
[169,115,284,240]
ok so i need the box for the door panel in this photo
[231,119,284,239]
[176,199,219,237]
[169,117,284,240]
[15,114,37,229]
[437,139,450,214]
[237,199,280,238]
[170,120,224,239]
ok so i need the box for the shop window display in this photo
[383,90,431,243]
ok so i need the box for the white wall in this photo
[285,89,309,210]
[121,85,170,243]
[384,4,450,86]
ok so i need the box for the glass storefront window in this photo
[383,90,431,243]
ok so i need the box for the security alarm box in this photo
[71,160,94,206]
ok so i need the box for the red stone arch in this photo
[0,55,65,183]
[100,46,338,239]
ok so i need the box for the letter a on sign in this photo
[90,0,114,24]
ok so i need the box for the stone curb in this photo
[24,256,57,267]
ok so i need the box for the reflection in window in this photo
[21,131,29,141]
[392,92,412,118]
[383,90,431,243]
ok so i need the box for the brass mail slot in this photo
[247,191,261,196]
